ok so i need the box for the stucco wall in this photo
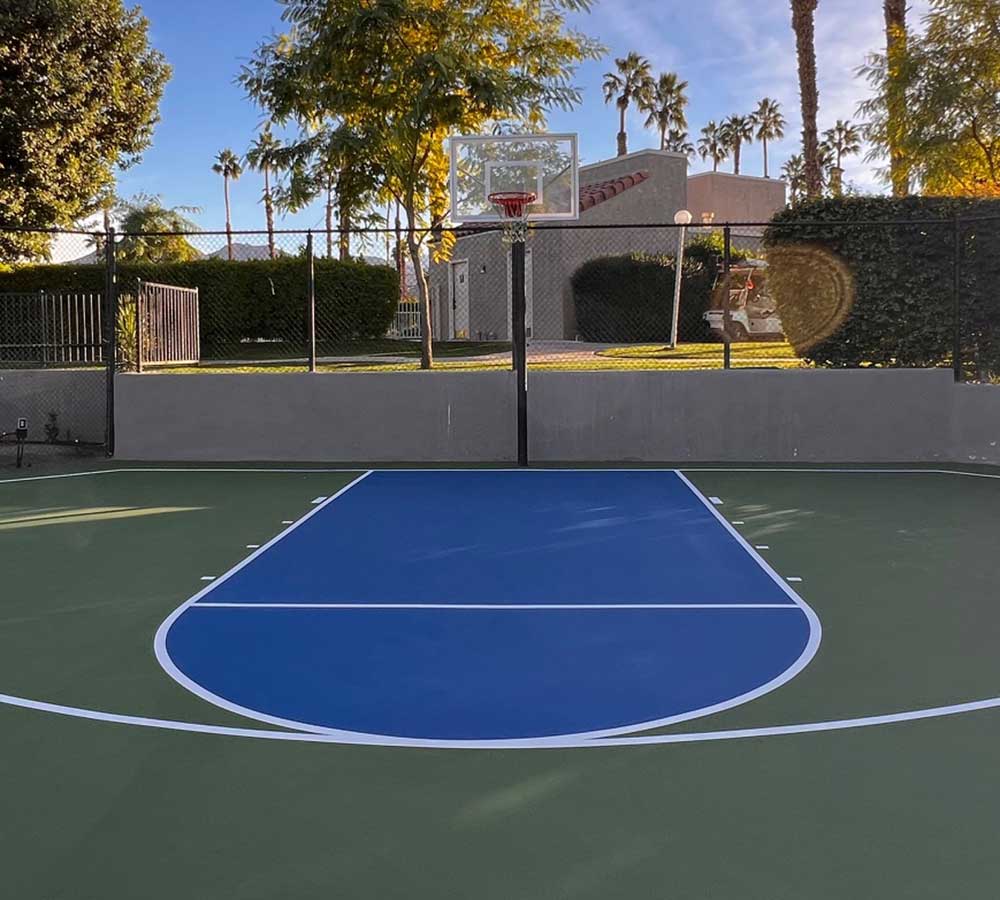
[0,368,107,444]
[687,172,787,224]
[114,369,998,466]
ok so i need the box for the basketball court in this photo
[3,464,1000,897]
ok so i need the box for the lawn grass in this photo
[599,341,801,361]
[203,339,510,361]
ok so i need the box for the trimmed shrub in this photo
[0,257,399,357]
[571,235,750,343]
[765,197,1000,374]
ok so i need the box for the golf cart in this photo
[704,259,785,342]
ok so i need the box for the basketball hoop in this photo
[489,191,536,245]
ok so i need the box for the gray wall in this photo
[0,369,106,444]
[115,372,516,462]
[115,369,999,466]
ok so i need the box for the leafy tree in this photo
[698,121,728,172]
[640,72,688,152]
[241,0,600,368]
[245,129,283,259]
[115,194,200,263]
[782,153,806,204]
[791,0,822,197]
[752,98,786,178]
[602,52,654,157]
[720,114,754,175]
[860,0,1000,197]
[0,0,169,261]
[212,149,242,261]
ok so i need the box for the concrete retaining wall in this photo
[115,371,516,462]
[0,369,107,444]
[114,368,999,465]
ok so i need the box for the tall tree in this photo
[698,121,728,172]
[752,97,786,178]
[664,129,695,157]
[212,149,242,261]
[883,0,910,196]
[720,114,754,175]
[0,0,169,261]
[791,0,822,198]
[245,128,283,259]
[860,0,1000,197]
[602,52,654,156]
[640,72,689,151]
[781,154,806,204]
[242,0,600,369]
[822,120,862,170]
[114,193,200,263]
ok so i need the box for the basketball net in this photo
[488,191,535,246]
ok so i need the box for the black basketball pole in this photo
[511,240,528,466]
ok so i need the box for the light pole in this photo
[669,209,692,348]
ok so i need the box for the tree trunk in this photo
[660,124,667,151]
[763,138,769,178]
[404,204,432,369]
[264,167,275,260]
[792,0,822,199]
[884,0,909,197]
[713,157,719,173]
[325,185,334,259]
[224,176,233,261]
[734,141,741,175]
[617,105,627,156]
[338,200,350,261]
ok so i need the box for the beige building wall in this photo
[686,172,787,224]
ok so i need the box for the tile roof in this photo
[579,170,649,212]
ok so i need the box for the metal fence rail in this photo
[136,281,200,370]
[0,291,105,365]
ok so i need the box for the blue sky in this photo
[110,0,930,234]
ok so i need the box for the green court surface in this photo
[2,465,1000,898]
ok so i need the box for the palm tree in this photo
[602,52,654,156]
[883,0,909,196]
[698,121,728,172]
[781,154,806,204]
[115,193,201,263]
[752,98,786,178]
[720,114,755,175]
[820,121,860,197]
[822,120,862,170]
[640,71,689,151]
[245,129,283,260]
[664,129,695,157]
[791,0,822,198]
[212,149,242,261]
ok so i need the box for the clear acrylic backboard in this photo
[449,133,579,223]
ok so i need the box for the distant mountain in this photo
[207,242,287,261]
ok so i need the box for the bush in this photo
[571,235,750,343]
[765,197,1000,374]
[0,257,399,357]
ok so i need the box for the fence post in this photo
[722,225,732,371]
[511,239,528,467]
[103,227,117,455]
[953,213,963,383]
[135,278,144,374]
[306,231,317,373]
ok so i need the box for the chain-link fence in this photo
[0,218,997,381]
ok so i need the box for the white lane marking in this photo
[2,690,999,750]
[310,496,327,504]
[731,520,746,525]
[153,471,375,737]
[281,520,294,525]
[192,602,800,610]
[787,577,803,583]
[199,576,215,581]
[245,544,260,549]
[709,497,723,505]
[755,545,770,550]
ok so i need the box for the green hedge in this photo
[571,236,749,343]
[765,197,1000,373]
[0,257,399,356]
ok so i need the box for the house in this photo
[428,149,787,341]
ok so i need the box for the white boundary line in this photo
[0,464,997,748]
[192,602,799,610]
[151,469,821,747]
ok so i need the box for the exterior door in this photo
[451,260,470,339]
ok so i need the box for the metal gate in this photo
[135,281,200,370]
